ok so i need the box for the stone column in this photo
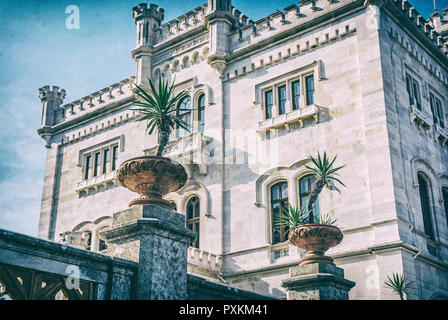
[100,205,196,300]
[281,263,356,300]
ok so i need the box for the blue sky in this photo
[0,0,444,237]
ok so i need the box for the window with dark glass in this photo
[198,94,205,133]
[278,85,286,115]
[430,93,445,128]
[85,232,92,251]
[305,75,314,105]
[176,96,192,138]
[186,196,200,248]
[93,152,101,177]
[271,181,289,244]
[418,173,435,240]
[443,187,448,229]
[265,90,273,119]
[170,201,177,212]
[406,74,422,110]
[291,80,300,110]
[299,175,319,221]
[111,146,119,171]
[98,238,107,252]
[84,155,92,180]
[102,149,110,174]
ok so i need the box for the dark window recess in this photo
[103,149,110,174]
[186,196,200,248]
[406,74,422,110]
[85,155,92,180]
[112,146,118,171]
[265,90,273,119]
[299,175,319,221]
[176,96,192,138]
[292,80,300,110]
[271,181,289,244]
[93,152,101,177]
[198,94,205,133]
[305,75,314,105]
[278,85,286,115]
[418,173,435,241]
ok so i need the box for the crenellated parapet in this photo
[38,85,66,147]
[386,0,448,60]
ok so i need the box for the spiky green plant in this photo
[132,77,190,156]
[384,272,415,300]
[275,203,337,229]
[305,151,346,223]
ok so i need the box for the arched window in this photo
[176,96,191,138]
[442,187,448,229]
[198,94,205,133]
[186,196,200,248]
[271,181,288,244]
[417,173,435,240]
[299,174,319,220]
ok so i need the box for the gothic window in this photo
[417,172,435,240]
[278,85,286,115]
[271,181,289,244]
[442,187,448,229]
[430,93,445,128]
[305,75,314,105]
[299,174,319,220]
[176,96,192,138]
[265,90,273,119]
[406,74,422,110]
[198,94,205,133]
[291,80,300,110]
[186,196,200,248]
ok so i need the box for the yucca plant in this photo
[132,77,190,156]
[384,272,415,300]
[305,151,345,223]
[275,203,337,229]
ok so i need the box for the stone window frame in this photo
[428,88,445,128]
[262,164,322,246]
[404,69,423,111]
[81,142,120,181]
[62,216,112,252]
[169,86,208,141]
[259,68,316,120]
[180,192,203,249]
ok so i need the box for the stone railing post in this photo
[281,263,356,300]
[100,205,196,300]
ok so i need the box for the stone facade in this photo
[36,0,448,299]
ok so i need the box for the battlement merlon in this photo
[132,3,164,24]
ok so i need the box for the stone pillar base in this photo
[281,263,355,300]
[100,205,196,300]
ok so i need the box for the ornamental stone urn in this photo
[116,156,187,209]
[288,224,343,266]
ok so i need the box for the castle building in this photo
[37,0,448,299]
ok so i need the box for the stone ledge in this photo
[258,104,319,132]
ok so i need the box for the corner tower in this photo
[132,3,164,86]
[37,85,66,147]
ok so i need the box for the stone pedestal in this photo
[100,205,196,300]
[281,263,355,300]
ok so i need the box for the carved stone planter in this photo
[116,156,187,209]
[288,224,343,266]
